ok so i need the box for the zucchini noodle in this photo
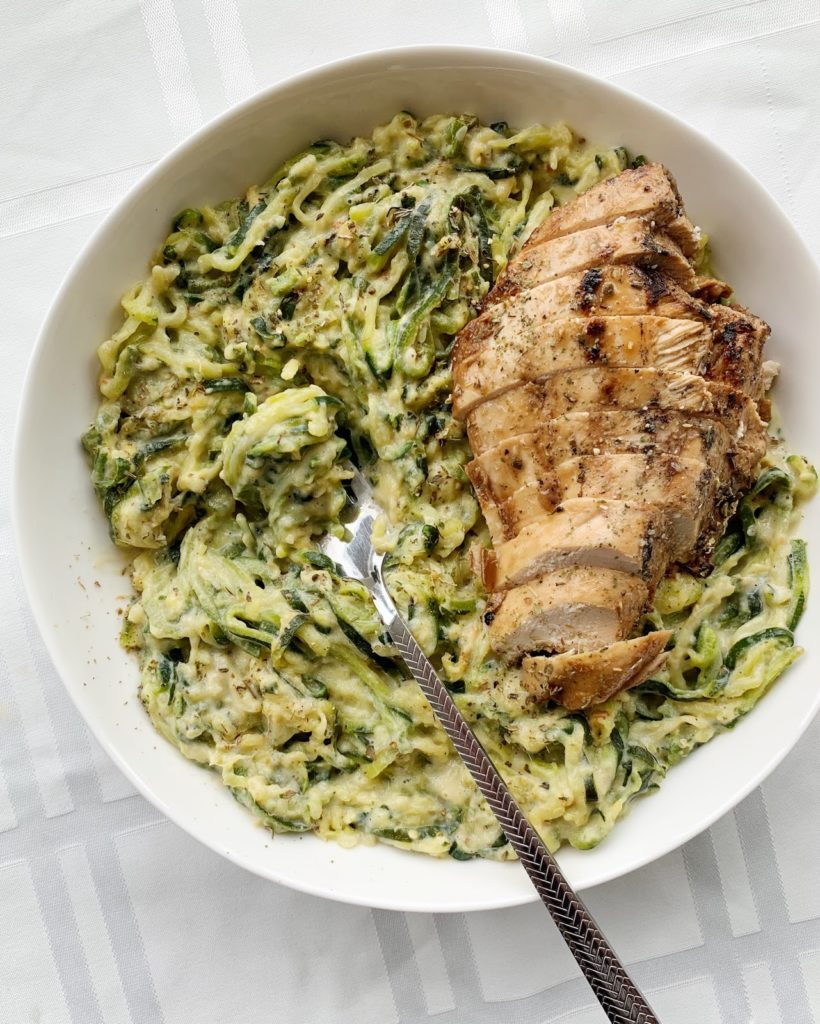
[82,113,815,859]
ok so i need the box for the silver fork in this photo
[322,469,659,1024]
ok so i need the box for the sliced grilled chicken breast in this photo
[707,304,771,400]
[522,632,672,710]
[454,303,769,417]
[452,315,714,418]
[535,366,748,419]
[664,215,702,260]
[487,566,649,658]
[468,402,765,574]
[468,418,724,501]
[692,276,734,303]
[486,218,697,306]
[469,410,763,517]
[465,370,766,464]
[466,440,544,507]
[481,498,669,592]
[524,163,695,255]
[452,162,771,707]
[482,454,718,557]
[467,373,718,454]
[454,265,709,366]
[482,480,553,543]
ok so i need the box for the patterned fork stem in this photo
[385,611,660,1024]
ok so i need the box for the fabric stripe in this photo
[0,761,18,833]
[579,3,820,80]
[58,843,134,1024]
[200,0,256,106]
[709,811,761,938]
[741,962,782,1023]
[646,975,722,1023]
[370,910,429,1023]
[515,0,560,53]
[585,0,765,43]
[84,834,166,1024]
[434,912,501,1019]
[0,860,71,1024]
[138,0,203,138]
[542,0,590,59]
[735,788,815,1022]
[800,949,820,1022]
[0,634,53,832]
[466,901,578,1001]
[89,740,138,804]
[28,853,105,1024]
[681,831,750,1024]
[761,717,820,924]
[404,914,456,1015]
[483,0,531,50]
[0,162,152,239]
[0,618,73,819]
[20,604,124,814]
[752,38,798,221]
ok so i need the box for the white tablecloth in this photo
[3,2,820,1021]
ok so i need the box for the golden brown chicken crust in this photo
[465,370,766,460]
[452,315,714,418]
[470,406,764,493]
[469,407,764,568]
[486,566,649,658]
[705,304,770,400]
[691,276,734,303]
[486,218,697,306]
[453,265,711,368]
[453,304,770,417]
[487,454,718,558]
[524,162,692,254]
[522,632,672,709]
[481,498,669,592]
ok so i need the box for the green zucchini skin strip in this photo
[787,539,809,630]
[724,628,794,671]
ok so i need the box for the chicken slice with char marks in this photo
[664,216,702,260]
[480,498,669,593]
[524,162,695,255]
[456,265,711,367]
[486,217,697,307]
[708,304,771,400]
[452,315,713,418]
[478,453,719,559]
[454,305,769,416]
[469,409,762,512]
[692,276,734,303]
[468,416,731,503]
[536,366,750,421]
[466,369,766,468]
[486,566,649,659]
[522,632,673,710]
[468,410,758,576]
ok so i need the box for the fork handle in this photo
[385,611,659,1024]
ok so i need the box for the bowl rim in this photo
[12,43,820,912]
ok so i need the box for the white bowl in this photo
[14,46,820,913]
